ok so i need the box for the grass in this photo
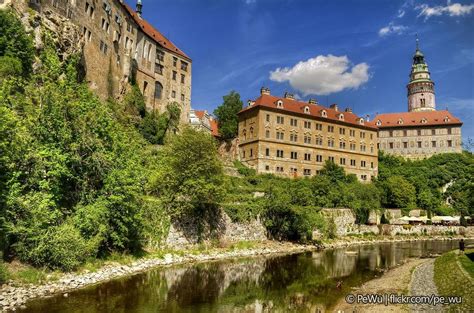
[434,250,474,312]
[459,249,474,279]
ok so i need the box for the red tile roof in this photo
[210,118,220,138]
[239,94,377,130]
[122,4,191,61]
[373,110,462,128]
[194,110,205,120]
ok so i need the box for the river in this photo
[20,239,470,312]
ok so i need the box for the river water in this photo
[21,240,469,313]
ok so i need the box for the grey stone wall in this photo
[165,210,266,248]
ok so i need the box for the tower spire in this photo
[136,0,143,18]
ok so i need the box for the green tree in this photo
[149,127,225,238]
[213,91,243,139]
[384,176,416,208]
[0,10,35,76]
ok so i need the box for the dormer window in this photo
[444,116,450,123]
[358,118,365,125]
[276,100,283,108]
[321,110,327,117]
[304,106,310,114]
[421,118,427,124]
[398,118,404,125]
[338,113,344,121]
[376,120,382,126]
[247,100,255,107]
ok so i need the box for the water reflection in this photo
[22,240,469,313]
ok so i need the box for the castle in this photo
[374,39,463,159]
[6,0,192,124]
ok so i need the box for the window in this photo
[327,139,335,147]
[371,162,374,169]
[181,74,185,84]
[290,134,298,142]
[431,129,436,135]
[389,142,394,149]
[328,125,334,132]
[361,175,368,181]
[154,82,163,99]
[277,116,284,124]
[276,150,284,158]
[265,165,270,171]
[447,128,452,135]
[370,133,373,140]
[340,158,346,165]
[85,2,94,17]
[143,81,149,96]
[181,61,188,71]
[315,137,323,146]
[276,132,284,140]
[291,152,298,160]
[349,129,355,137]
[403,142,408,149]
[173,57,177,67]
[171,90,176,98]
[417,130,422,136]
[114,14,122,25]
[339,141,346,149]
[389,131,393,137]
[417,141,422,148]
[155,64,164,75]
[181,94,185,101]
[350,159,356,166]
[432,141,436,148]
[265,148,270,157]
[99,40,108,54]
[339,128,345,135]
[172,71,177,80]
[265,130,270,138]
[250,149,253,157]
[360,144,366,152]
[156,49,164,62]
[328,156,335,162]
[276,166,284,173]
[101,18,110,33]
[316,155,323,162]
[304,121,311,129]
[266,114,270,122]
[360,132,366,139]
[304,136,311,144]
[447,140,452,147]
[403,130,408,136]
[350,143,356,151]
[371,146,374,153]
[361,161,366,167]
[290,118,298,127]
[304,153,311,161]
[303,169,311,176]
[127,22,132,32]
[242,151,246,158]
[113,31,121,43]
[315,123,322,131]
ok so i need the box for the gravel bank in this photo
[410,259,443,312]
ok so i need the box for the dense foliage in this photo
[213,91,243,140]
[0,12,224,271]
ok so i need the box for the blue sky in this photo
[126,0,474,142]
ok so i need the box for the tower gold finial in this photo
[416,34,419,50]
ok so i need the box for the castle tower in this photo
[407,37,436,112]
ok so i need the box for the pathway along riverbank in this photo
[0,236,471,312]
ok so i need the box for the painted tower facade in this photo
[407,39,436,112]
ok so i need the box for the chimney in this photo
[344,107,352,113]
[330,103,338,111]
[284,92,295,100]
[260,87,270,95]
[136,0,143,18]
[308,98,318,105]
[365,114,370,122]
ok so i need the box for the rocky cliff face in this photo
[5,1,83,71]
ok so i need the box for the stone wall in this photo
[165,210,267,248]
[380,225,474,237]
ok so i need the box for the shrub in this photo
[0,260,8,284]
[233,160,256,177]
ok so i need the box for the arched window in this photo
[250,127,254,138]
[338,113,344,121]
[376,120,382,126]
[154,81,163,99]
[358,118,364,125]
[398,118,403,125]
[321,110,327,117]
[276,100,283,108]
[242,129,247,140]
[304,106,310,114]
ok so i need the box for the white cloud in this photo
[417,2,474,19]
[269,55,370,96]
[378,23,408,37]
[397,9,406,18]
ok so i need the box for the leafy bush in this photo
[0,260,8,284]
[233,160,256,177]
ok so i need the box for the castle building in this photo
[189,110,220,138]
[237,88,378,181]
[22,0,192,124]
[374,40,463,159]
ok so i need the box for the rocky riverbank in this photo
[0,236,471,312]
